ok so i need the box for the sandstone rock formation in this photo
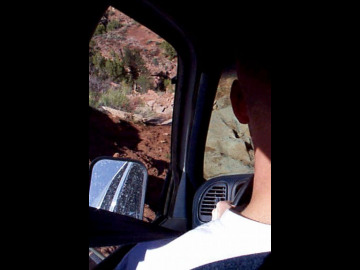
[204,79,255,179]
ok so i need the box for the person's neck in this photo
[240,147,271,225]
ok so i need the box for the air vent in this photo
[199,183,227,222]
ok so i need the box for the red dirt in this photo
[89,106,171,221]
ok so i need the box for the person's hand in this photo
[211,201,234,220]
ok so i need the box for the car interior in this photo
[89,0,270,269]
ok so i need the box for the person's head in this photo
[229,57,271,224]
[230,58,271,160]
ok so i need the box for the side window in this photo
[204,69,254,180]
[89,6,177,260]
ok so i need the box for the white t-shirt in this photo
[116,209,271,270]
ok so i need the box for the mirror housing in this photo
[89,157,148,220]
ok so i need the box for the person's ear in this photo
[230,80,249,124]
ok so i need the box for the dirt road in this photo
[89,106,171,219]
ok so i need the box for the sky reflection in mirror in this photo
[89,159,125,208]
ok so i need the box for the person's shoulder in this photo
[222,209,271,229]
[115,238,176,270]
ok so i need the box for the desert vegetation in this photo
[89,8,177,114]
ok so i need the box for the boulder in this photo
[204,106,254,179]
[101,106,144,122]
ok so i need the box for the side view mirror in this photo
[89,157,148,220]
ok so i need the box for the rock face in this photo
[204,82,255,180]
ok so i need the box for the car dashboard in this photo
[192,174,253,228]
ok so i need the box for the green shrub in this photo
[136,75,153,93]
[89,90,100,108]
[105,53,126,83]
[98,87,131,111]
[160,41,177,60]
[89,40,97,54]
[164,78,171,87]
[107,20,122,31]
[89,75,112,108]
[164,78,174,93]
[123,47,149,85]
[118,81,132,95]
[90,50,129,83]
[94,24,106,36]
[91,51,108,79]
